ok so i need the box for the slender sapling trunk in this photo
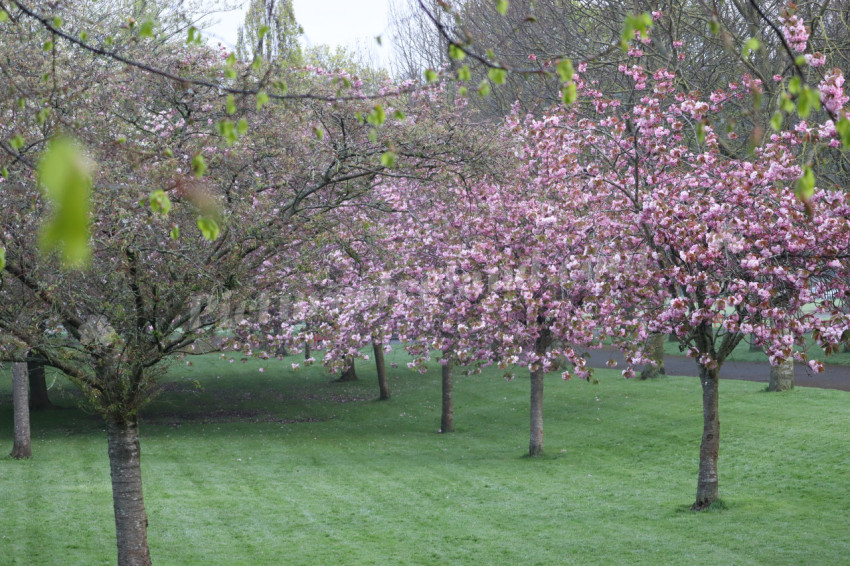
[28,359,54,410]
[373,342,390,400]
[10,362,32,459]
[441,358,454,433]
[107,415,152,566]
[693,365,720,510]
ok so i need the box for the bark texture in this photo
[373,342,390,400]
[529,367,544,456]
[441,359,454,433]
[693,365,720,510]
[337,361,358,382]
[768,357,794,391]
[11,362,32,459]
[28,359,54,410]
[640,332,666,379]
[107,416,152,566]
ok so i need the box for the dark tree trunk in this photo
[373,342,390,400]
[768,356,794,391]
[693,365,720,510]
[10,363,32,459]
[304,341,311,360]
[441,359,454,433]
[640,332,666,379]
[529,366,544,456]
[28,359,54,410]
[337,361,358,382]
[107,415,152,566]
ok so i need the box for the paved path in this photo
[585,346,850,391]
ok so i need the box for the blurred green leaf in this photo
[256,90,269,110]
[197,216,220,241]
[380,151,397,168]
[836,117,850,148]
[495,0,509,15]
[742,37,760,58]
[488,68,507,85]
[562,81,577,104]
[795,165,815,200]
[449,44,466,61]
[37,137,92,268]
[149,190,172,216]
[191,153,206,178]
[139,18,154,38]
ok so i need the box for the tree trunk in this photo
[441,359,454,433]
[768,356,794,391]
[640,332,666,379]
[107,415,152,566]
[304,340,311,360]
[10,363,32,459]
[373,342,390,400]
[529,367,544,457]
[337,360,358,382]
[28,359,54,410]
[693,365,720,510]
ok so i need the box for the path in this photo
[585,346,850,391]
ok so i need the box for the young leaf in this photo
[149,190,172,216]
[742,37,760,58]
[37,137,92,267]
[380,151,397,168]
[191,153,207,178]
[836,117,850,148]
[256,90,270,110]
[0,11,9,23]
[457,65,471,81]
[9,134,24,151]
[226,94,236,115]
[366,105,386,126]
[237,118,248,135]
[770,111,783,131]
[478,80,491,97]
[787,76,801,94]
[488,67,507,85]
[258,25,270,40]
[424,69,438,83]
[170,226,180,240]
[449,44,466,61]
[556,59,574,83]
[795,165,815,200]
[696,121,706,144]
[0,247,5,271]
[495,0,509,15]
[562,81,577,104]
[197,216,220,241]
[797,86,821,118]
[139,18,154,38]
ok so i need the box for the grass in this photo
[1,350,849,565]
[663,334,850,366]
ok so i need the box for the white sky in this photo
[202,0,395,67]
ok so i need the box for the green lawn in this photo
[1,351,849,565]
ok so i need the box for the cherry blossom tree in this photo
[519,55,850,507]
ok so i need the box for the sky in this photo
[202,0,395,67]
